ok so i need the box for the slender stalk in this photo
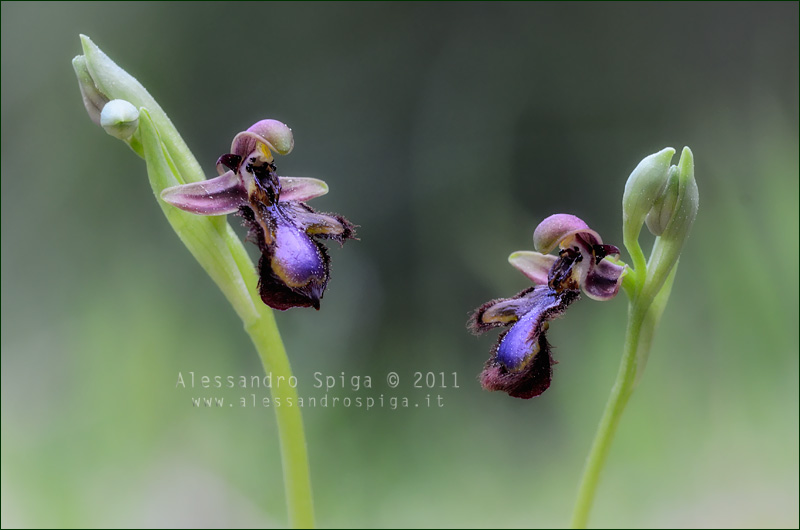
[570,263,678,528]
[623,231,647,288]
[570,297,647,528]
[245,314,315,528]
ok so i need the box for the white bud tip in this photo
[100,99,139,139]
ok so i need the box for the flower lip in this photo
[480,333,554,399]
[533,213,602,254]
[258,253,324,311]
[470,285,580,399]
[258,219,329,311]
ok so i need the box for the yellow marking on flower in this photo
[559,234,578,249]
[257,216,273,245]
[306,224,344,236]
[258,142,274,163]
[508,340,541,373]
[482,312,518,325]
[271,260,308,288]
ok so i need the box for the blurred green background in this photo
[2,2,797,528]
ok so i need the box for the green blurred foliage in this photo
[1,2,797,528]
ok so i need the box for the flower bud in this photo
[72,55,108,126]
[645,165,679,236]
[100,99,139,140]
[622,147,675,242]
[74,35,205,182]
[659,146,698,246]
[641,146,698,301]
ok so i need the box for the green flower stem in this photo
[633,266,678,387]
[246,317,315,528]
[570,266,677,528]
[623,232,648,288]
[570,297,644,529]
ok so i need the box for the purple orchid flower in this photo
[469,214,624,399]
[161,119,355,310]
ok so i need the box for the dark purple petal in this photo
[582,257,625,301]
[570,234,624,301]
[593,244,620,262]
[160,170,248,215]
[216,153,242,175]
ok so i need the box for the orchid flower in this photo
[161,119,355,310]
[469,214,625,398]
